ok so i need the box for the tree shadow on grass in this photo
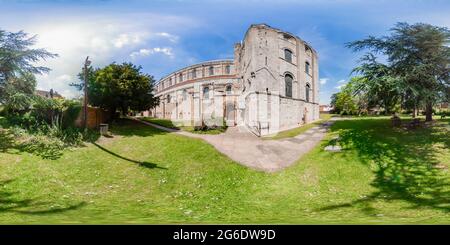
[0,179,86,215]
[318,118,450,214]
[108,118,171,138]
[1,118,165,160]
[0,129,63,160]
[92,142,167,170]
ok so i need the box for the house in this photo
[35,89,63,99]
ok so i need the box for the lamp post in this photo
[83,56,91,129]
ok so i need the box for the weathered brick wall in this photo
[75,106,110,129]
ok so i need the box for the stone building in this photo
[150,24,320,136]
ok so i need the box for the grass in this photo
[140,117,180,129]
[0,116,449,224]
[265,113,335,139]
[140,117,226,135]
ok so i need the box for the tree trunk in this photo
[109,106,117,120]
[412,104,417,118]
[425,102,433,122]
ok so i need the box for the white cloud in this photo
[1,13,199,98]
[335,79,348,90]
[155,32,179,43]
[130,47,174,59]
[112,33,149,48]
[319,78,328,85]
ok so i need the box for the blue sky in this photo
[1,0,449,103]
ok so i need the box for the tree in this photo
[0,28,57,109]
[351,54,403,114]
[2,72,37,112]
[73,62,159,118]
[347,22,450,121]
[330,93,339,113]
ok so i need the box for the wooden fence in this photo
[74,106,110,129]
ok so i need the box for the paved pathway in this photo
[135,118,337,172]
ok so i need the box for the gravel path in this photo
[134,118,337,172]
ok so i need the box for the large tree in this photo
[0,29,57,107]
[73,62,158,118]
[351,54,403,114]
[347,22,450,121]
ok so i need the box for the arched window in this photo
[225,65,230,74]
[167,94,171,103]
[284,49,293,63]
[305,83,311,102]
[191,68,196,79]
[209,66,214,76]
[203,87,210,99]
[226,85,232,95]
[182,89,187,101]
[168,78,172,86]
[179,73,183,82]
[305,61,310,75]
[285,74,293,98]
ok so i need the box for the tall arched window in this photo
[203,87,210,99]
[191,68,196,79]
[305,83,311,102]
[225,65,230,74]
[305,61,310,75]
[167,94,171,103]
[284,49,293,63]
[168,78,172,86]
[285,74,293,98]
[226,85,232,95]
[182,89,187,100]
[179,73,183,82]
[209,66,214,76]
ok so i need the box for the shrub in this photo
[62,101,82,128]
[20,133,65,160]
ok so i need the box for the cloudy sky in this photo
[1,0,449,103]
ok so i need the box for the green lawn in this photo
[140,117,226,135]
[265,113,335,139]
[0,117,449,224]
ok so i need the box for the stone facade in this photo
[150,24,319,136]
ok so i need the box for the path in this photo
[135,118,337,172]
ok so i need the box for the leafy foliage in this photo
[72,62,159,118]
[347,22,450,120]
[0,29,57,103]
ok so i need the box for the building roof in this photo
[35,89,63,99]
[156,59,234,85]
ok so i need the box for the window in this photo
[284,49,293,63]
[209,66,214,76]
[191,68,196,79]
[225,65,230,74]
[226,85,232,95]
[305,45,312,56]
[167,94,171,103]
[182,89,187,100]
[306,83,311,102]
[305,61,310,75]
[285,74,293,98]
[168,78,172,86]
[179,73,183,82]
[203,87,210,99]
